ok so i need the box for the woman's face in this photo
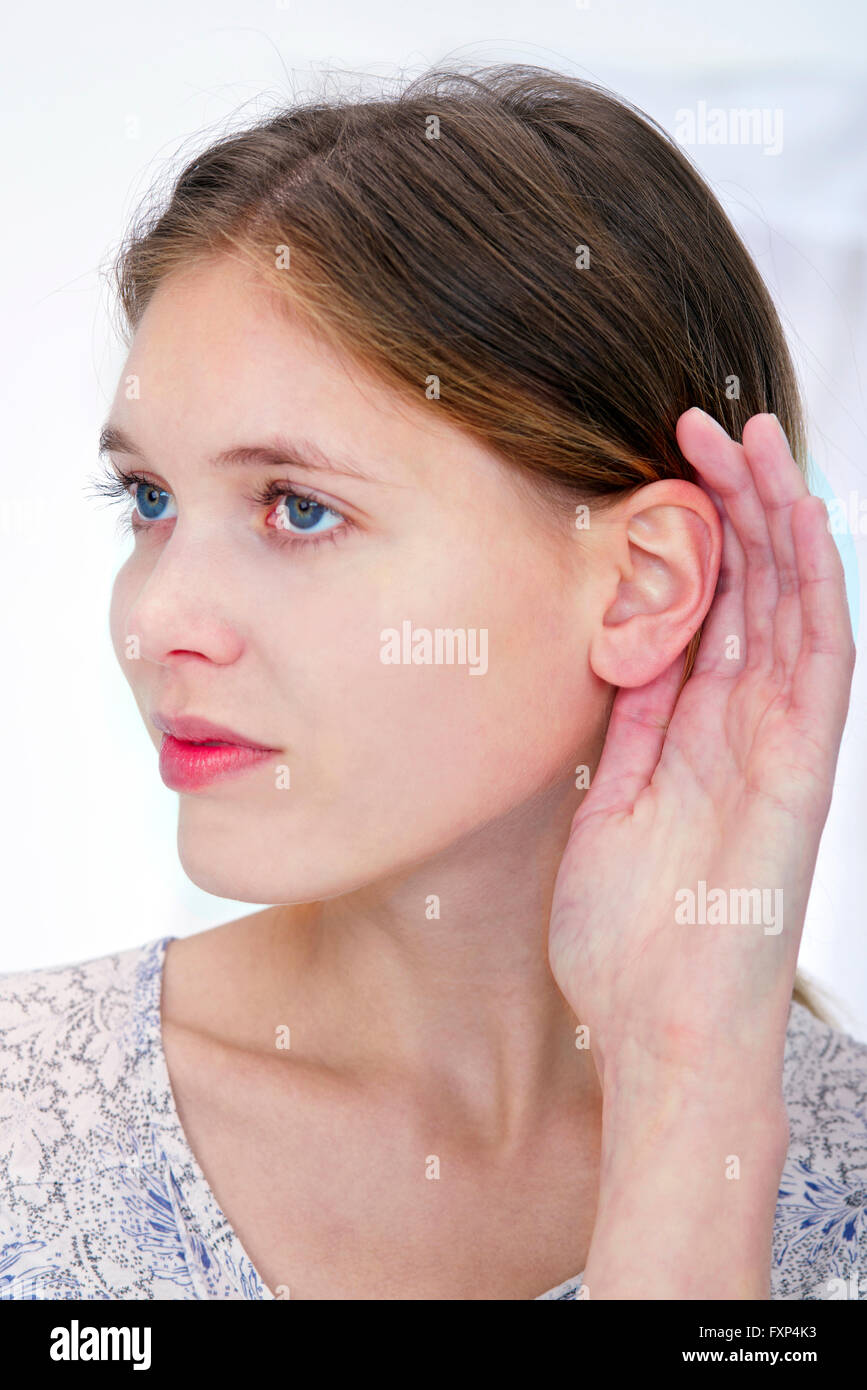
[108,257,606,902]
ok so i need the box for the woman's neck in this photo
[269,776,598,1143]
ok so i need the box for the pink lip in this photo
[152,711,279,792]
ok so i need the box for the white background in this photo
[2,0,866,1038]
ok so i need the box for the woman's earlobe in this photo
[588,621,684,689]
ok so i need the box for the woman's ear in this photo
[588,479,722,688]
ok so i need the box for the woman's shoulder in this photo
[0,932,269,1300]
[775,1000,867,1299]
[0,936,170,1090]
[0,933,164,1001]
[0,936,174,1298]
[0,934,172,1159]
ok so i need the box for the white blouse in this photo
[0,935,865,1300]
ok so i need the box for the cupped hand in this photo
[547,409,856,1088]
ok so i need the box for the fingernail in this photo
[769,413,788,442]
[692,407,728,436]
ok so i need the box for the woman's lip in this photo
[151,711,275,750]
[158,734,276,792]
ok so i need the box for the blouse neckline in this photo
[136,932,585,1301]
[137,934,277,1299]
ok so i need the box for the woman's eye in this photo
[133,482,177,522]
[117,474,346,545]
[274,495,342,535]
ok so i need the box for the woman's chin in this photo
[174,838,369,906]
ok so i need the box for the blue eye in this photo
[87,461,351,551]
[277,495,341,534]
[133,481,177,522]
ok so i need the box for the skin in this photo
[105,255,854,1298]
[552,411,855,1296]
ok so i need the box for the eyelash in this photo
[89,465,351,552]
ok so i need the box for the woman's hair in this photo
[108,62,836,1027]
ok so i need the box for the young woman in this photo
[1,64,864,1301]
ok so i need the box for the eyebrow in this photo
[98,424,385,484]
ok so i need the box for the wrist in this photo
[583,1079,788,1300]
[601,1054,789,1147]
[596,1017,790,1130]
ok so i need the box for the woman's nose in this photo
[120,530,246,668]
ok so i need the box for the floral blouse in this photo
[0,935,865,1300]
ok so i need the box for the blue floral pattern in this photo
[0,936,865,1300]
[776,1159,866,1270]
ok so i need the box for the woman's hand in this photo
[549,409,854,1084]
[546,409,856,1297]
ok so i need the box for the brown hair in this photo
[108,62,835,1028]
